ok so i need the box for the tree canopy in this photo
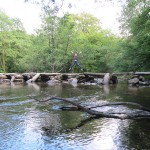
[0,0,149,73]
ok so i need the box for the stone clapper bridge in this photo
[1,72,150,85]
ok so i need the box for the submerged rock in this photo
[128,78,139,85]
[139,81,150,85]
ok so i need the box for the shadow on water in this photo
[0,82,150,150]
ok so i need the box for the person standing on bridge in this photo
[69,52,82,71]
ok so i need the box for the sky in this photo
[0,0,122,35]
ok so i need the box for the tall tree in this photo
[0,11,14,72]
[112,0,150,71]
[120,0,150,36]
[0,10,31,72]
[120,7,150,71]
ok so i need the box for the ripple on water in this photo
[0,83,150,150]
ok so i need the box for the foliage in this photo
[120,0,150,36]
[0,10,31,72]
[1,0,150,73]
[118,3,150,71]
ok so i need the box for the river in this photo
[0,82,150,150]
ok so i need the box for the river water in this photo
[0,82,150,150]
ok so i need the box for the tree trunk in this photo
[33,96,150,120]
[2,48,6,72]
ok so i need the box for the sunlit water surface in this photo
[0,82,150,150]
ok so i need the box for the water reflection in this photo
[0,83,150,150]
[20,109,61,150]
[27,83,40,91]
[86,119,130,150]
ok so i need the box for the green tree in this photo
[0,10,32,72]
[0,10,13,72]
[68,13,120,72]
[120,7,150,71]
[120,0,150,36]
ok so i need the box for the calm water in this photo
[0,82,150,150]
